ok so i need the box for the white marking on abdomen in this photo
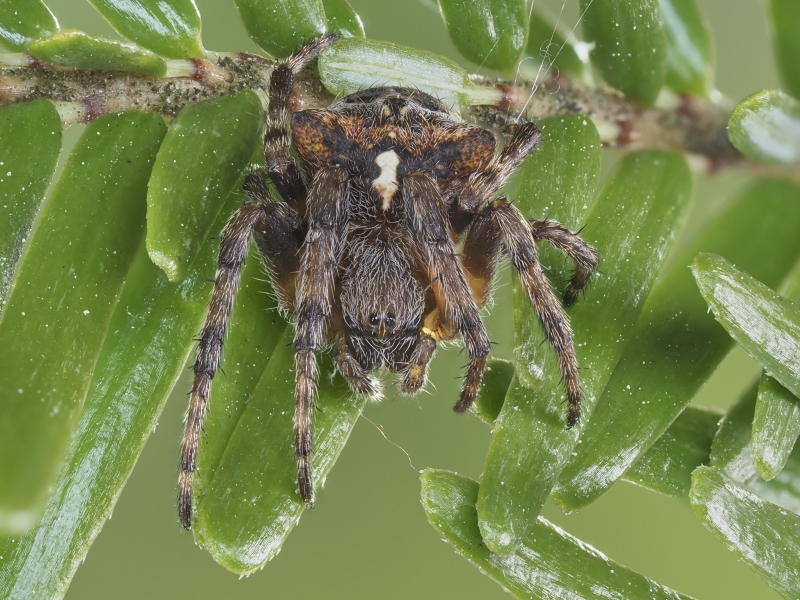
[373,150,400,211]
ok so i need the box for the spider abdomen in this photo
[291,89,497,192]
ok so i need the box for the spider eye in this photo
[368,312,380,327]
[344,314,357,329]
[385,313,396,328]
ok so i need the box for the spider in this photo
[178,33,598,529]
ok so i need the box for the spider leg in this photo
[244,167,303,311]
[460,204,505,310]
[178,201,269,530]
[265,33,338,211]
[334,336,379,398]
[463,197,582,427]
[293,166,349,506]
[401,334,437,394]
[458,122,542,213]
[403,172,491,413]
[529,220,598,307]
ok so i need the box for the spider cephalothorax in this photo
[178,34,598,529]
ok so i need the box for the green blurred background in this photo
[37,0,783,598]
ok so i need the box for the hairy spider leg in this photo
[462,197,583,428]
[457,122,542,214]
[293,167,350,506]
[179,201,268,529]
[178,175,304,528]
[244,168,304,311]
[529,220,598,307]
[403,172,492,414]
[264,32,339,212]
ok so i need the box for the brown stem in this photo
[0,54,330,121]
[475,72,740,171]
[0,53,795,176]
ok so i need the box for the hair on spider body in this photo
[178,33,598,529]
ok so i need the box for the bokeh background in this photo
[36,0,784,598]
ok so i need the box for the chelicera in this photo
[178,34,598,529]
